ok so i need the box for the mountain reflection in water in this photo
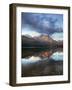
[21,48,63,77]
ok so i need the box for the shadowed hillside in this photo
[22,35,63,48]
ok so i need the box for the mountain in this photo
[22,35,49,47]
[34,34,56,43]
[22,34,62,48]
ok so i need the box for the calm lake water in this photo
[21,48,63,77]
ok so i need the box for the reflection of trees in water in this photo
[22,47,63,58]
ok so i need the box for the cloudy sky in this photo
[21,12,63,41]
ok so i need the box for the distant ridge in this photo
[22,35,63,48]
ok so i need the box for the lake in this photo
[21,48,63,77]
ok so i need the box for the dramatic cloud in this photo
[21,13,63,35]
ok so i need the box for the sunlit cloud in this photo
[51,32,63,41]
[22,25,41,37]
[22,30,41,37]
